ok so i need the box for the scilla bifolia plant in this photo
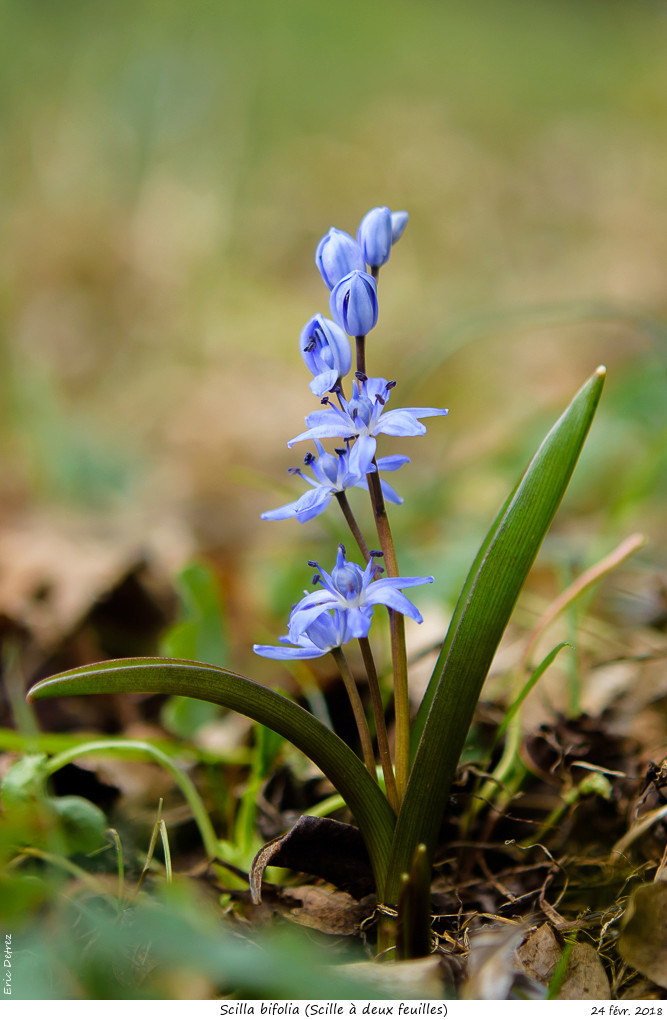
[28,205,606,959]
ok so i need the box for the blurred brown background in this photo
[1,0,665,679]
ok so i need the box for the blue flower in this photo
[288,375,448,460]
[357,207,409,269]
[288,545,433,642]
[253,608,366,660]
[330,270,378,336]
[300,315,352,397]
[357,206,392,268]
[390,210,409,244]
[315,228,365,290]
[262,440,409,524]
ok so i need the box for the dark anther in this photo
[307,560,318,568]
[387,380,397,390]
[376,395,386,406]
[339,544,347,555]
[287,466,300,475]
[344,434,356,442]
[334,447,347,456]
[370,550,384,558]
[304,338,316,352]
[311,574,321,586]
[321,396,331,405]
[304,452,315,465]
[355,371,368,383]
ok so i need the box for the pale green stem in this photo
[330,646,378,781]
[358,636,399,814]
[335,491,371,562]
[366,467,410,801]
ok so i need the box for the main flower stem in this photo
[355,335,367,376]
[366,467,410,803]
[335,491,371,562]
[355,330,410,804]
[330,647,377,781]
[358,637,399,814]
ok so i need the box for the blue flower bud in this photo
[390,210,409,244]
[315,227,365,290]
[357,206,392,268]
[329,270,378,337]
[300,314,352,397]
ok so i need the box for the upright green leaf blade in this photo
[386,366,605,902]
[27,657,395,896]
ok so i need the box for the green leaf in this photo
[386,367,605,902]
[161,562,228,737]
[161,562,227,666]
[27,657,395,896]
[49,795,109,855]
[1,754,48,806]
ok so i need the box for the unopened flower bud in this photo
[315,228,365,290]
[357,206,392,268]
[330,270,378,337]
[391,210,409,244]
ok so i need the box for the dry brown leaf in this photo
[516,922,561,984]
[618,882,667,988]
[0,519,138,649]
[463,922,527,999]
[0,511,192,653]
[558,942,611,999]
[250,815,374,903]
[281,885,373,936]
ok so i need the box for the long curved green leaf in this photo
[27,657,395,896]
[385,366,605,902]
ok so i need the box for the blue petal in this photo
[378,478,403,504]
[375,410,428,437]
[368,575,434,591]
[345,606,374,638]
[364,587,424,623]
[261,487,334,524]
[309,368,339,398]
[376,454,410,472]
[288,600,339,641]
[253,643,327,660]
[287,421,351,448]
[396,407,449,418]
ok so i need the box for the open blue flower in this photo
[288,375,448,460]
[254,608,365,660]
[288,544,433,642]
[300,315,352,397]
[262,441,409,524]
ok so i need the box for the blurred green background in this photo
[1,0,665,673]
